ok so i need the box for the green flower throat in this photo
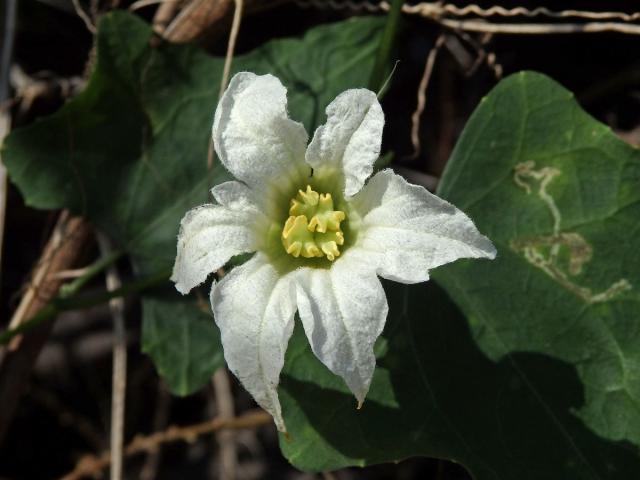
[281,185,346,261]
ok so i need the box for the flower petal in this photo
[211,180,265,215]
[351,169,497,283]
[306,89,384,197]
[211,254,297,432]
[171,204,259,294]
[295,251,388,405]
[212,72,309,191]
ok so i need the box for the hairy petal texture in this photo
[212,72,309,192]
[171,204,259,294]
[306,89,384,197]
[211,180,267,217]
[211,253,297,432]
[351,169,497,284]
[295,251,388,404]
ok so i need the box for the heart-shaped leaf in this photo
[278,72,640,479]
[3,12,386,394]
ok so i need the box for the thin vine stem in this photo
[59,250,124,298]
[0,268,171,345]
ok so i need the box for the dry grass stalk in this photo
[96,233,127,480]
[60,409,271,480]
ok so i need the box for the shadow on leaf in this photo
[280,282,640,479]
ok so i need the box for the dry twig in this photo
[436,19,640,35]
[131,0,181,12]
[8,213,88,335]
[48,267,92,281]
[445,31,502,79]
[296,1,640,35]
[408,34,445,160]
[0,213,92,443]
[208,0,244,170]
[413,3,640,22]
[209,266,237,479]
[96,233,127,480]
[71,0,98,34]
[60,410,271,480]
[152,0,185,36]
[220,0,244,100]
[212,368,237,480]
[163,0,232,43]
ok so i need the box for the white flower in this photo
[171,72,496,432]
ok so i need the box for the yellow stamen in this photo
[281,185,346,261]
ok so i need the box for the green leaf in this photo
[435,71,640,448]
[3,12,385,394]
[280,282,640,478]
[142,293,223,395]
[278,71,640,478]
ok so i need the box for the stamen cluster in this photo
[281,185,346,261]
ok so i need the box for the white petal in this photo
[306,89,384,197]
[351,169,497,283]
[171,204,258,294]
[211,254,297,432]
[211,180,265,216]
[295,252,388,405]
[212,72,309,191]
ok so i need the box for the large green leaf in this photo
[3,12,385,394]
[278,72,640,478]
[281,282,640,478]
[435,71,640,447]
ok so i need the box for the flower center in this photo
[281,185,346,261]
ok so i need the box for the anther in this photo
[281,185,346,261]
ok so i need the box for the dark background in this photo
[2,1,639,478]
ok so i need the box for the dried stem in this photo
[296,1,640,35]
[408,34,445,160]
[131,0,181,12]
[451,31,502,79]
[9,213,75,332]
[0,214,92,443]
[208,0,244,170]
[411,3,640,22]
[437,18,640,35]
[221,0,244,97]
[60,410,271,480]
[212,368,237,480]
[163,0,231,43]
[0,268,170,346]
[96,233,127,480]
[152,0,184,36]
[71,0,97,34]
